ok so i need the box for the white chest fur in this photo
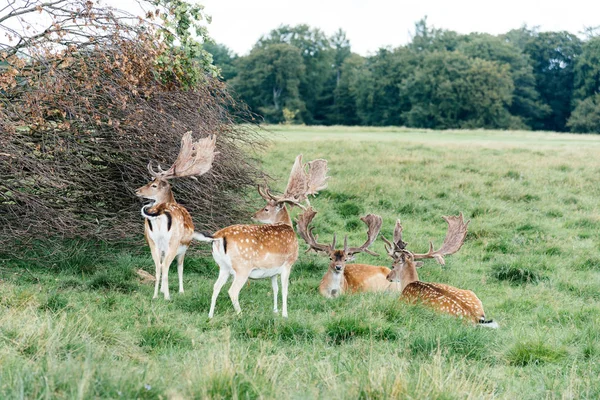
[326,271,344,297]
[144,212,172,255]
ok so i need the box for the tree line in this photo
[204,19,600,133]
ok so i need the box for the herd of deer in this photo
[135,132,498,328]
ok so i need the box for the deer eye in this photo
[151,184,157,188]
[264,208,269,211]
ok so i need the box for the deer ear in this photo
[415,261,424,268]
[346,254,356,262]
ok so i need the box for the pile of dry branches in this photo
[0,0,264,251]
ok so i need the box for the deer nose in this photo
[335,265,342,272]
[386,272,392,281]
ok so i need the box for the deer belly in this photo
[249,266,285,280]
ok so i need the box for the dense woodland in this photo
[204,19,600,133]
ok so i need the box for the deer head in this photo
[136,132,218,204]
[381,213,470,282]
[296,207,382,274]
[253,155,328,224]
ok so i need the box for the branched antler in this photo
[412,213,469,265]
[381,219,407,256]
[345,214,383,256]
[295,207,334,253]
[147,132,218,180]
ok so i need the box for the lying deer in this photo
[295,208,393,298]
[382,214,498,328]
[135,132,217,300]
[196,155,328,318]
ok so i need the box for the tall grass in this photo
[1,126,600,398]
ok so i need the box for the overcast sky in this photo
[199,0,599,56]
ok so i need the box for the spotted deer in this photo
[135,132,217,300]
[295,208,397,298]
[382,214,498,328]
[196,155,328,318]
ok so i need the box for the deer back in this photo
[401,281,485,323]
[213,223,299,267]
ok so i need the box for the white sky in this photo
[2,1,598,55]
[199,0,600,56]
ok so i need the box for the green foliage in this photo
[573,37,600,101]
[567,94,600,133]
[523,31,583,131]
[400,51,516,129]
[232,43,305,123]
[218,19,600,133]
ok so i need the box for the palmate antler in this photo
[147,132,218,180]
[382,213,470,266]
[412,213,470,265]
[259,155,329,208]
[345,214,383,256]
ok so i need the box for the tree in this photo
[524,31,582,131]
[567,94,600,133]
[202,42,238,81]
[573,37,600,101]
[459,34,550,129]
[355,47,417,126]
[256,25,333,124]
[408,17,465,53]
[232,43,305,123]
[328,54,365,125]
[400,51,516,129]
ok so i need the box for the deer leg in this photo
[208,268,229,319]
[280,265,291,318]
[176,249,186,294]
[228,269,250,315]
[161,246,179,300]
[148,242,162,299]
[271,275,279,313]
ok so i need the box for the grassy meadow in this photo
[1,125,600,399]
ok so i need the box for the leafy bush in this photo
[0,0,264,253]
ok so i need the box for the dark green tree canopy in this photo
[203,19,599,134]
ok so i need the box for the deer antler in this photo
[412,213,470,265]
[262,155,329,209]
[381,219,408,257]
[147,132,218,180]
[345,214,383,256]
[296,207,334,254]
[306,159,329,197]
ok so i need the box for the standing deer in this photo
[382,214,498,328]
[196,155,328,318]
[295,208,395,298]
[135,132,217,300]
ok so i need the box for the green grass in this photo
[1,125,600,398]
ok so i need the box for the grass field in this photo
[1,126,600,399]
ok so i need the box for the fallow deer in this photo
[295,208,394,298]
[196,155,329,318]
[135,132,217,300]
[382,214,498,328]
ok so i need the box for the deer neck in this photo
[154,188,176,205]
[400,261,419,291]
[276,205,293,226]
[322,269,348,297]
